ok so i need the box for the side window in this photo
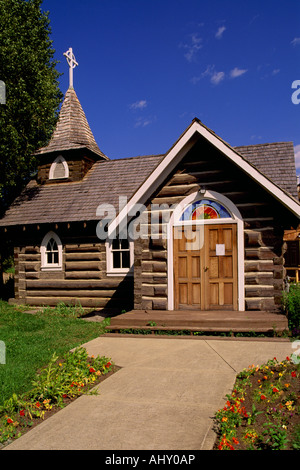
[49,156,69,180]
[41,231,63,270]
[106,237,134,274]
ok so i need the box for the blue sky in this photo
[43,0,300,175]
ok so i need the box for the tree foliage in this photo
[0,0,62,214]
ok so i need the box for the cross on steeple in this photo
[63,47,78,89]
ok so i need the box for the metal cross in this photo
[63,47,78,89]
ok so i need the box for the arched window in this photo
[49,156,69,180]
[41,231,63,270]
[180,199,232,221]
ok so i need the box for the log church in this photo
[1,49,299,319]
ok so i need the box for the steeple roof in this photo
[35,87,108,160]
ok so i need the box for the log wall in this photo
[133,137,297,312]
[13,224,133,313]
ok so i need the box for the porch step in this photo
[105,309,289,334]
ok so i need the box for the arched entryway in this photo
[167,190,245,311]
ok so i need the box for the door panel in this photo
[173,226,203,309]
[173,224,238,310]
[204,224,238,310]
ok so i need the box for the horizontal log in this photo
[245,248,275,260]
[19,253,40,261]
[24,262,40,272]
[65,261,101,271]
[25,297,113,308]
[157,183,199,197]
[245,297,277,312]
[65,244,102,253]
[65,272,102,279]
[244,274,274,286]
[27,289,118,298]
[244,231,262,248]
[26,279,131,289]
[169,170,225,186]
[245,286,274,297]
[65,252,102,261]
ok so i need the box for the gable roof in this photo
[35,87,108,160]
[107,119,300,237]
[0,118,299,229]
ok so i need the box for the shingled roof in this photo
[0,155,164,226]
[35,87,107,160]
[234,142,298,199]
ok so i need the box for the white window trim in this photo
[49,155,69,180]
[40,231,63,271]
[106,239,134,276]
[167,190,245,311]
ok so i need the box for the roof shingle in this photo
[234,142,298,199]
[35,88,107,160]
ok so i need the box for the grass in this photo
[0,301,110,407]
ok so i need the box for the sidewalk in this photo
[4,336,293,451]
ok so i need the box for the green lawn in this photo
[0,301,109,407]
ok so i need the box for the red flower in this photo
[7,418,13,424]
[19,410,25,417]
[273,387,279,393]
[291,371,297,378]
[286,356,290,361]
[105,362,112,368]
[260,394,267,400]
[89,367,96,373]
[35,402,41,408]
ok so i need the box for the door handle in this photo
[204,266,209,272]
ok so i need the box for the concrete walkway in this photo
[4,336,293,451]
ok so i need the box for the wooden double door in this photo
[173,224,238,310]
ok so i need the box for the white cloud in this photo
[211,71,225,85]
[294,144,300,173]
[180,33,203,62]
[230,67,248,78]
[215,26,226,39]
[272,69,280,75]
[194,65,225,85]
[291,37,300,46]
[130,100,147,110]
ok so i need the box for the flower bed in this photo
[214,356,300,450]
[0,347,117,446]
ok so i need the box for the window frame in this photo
[40,231,63,271]
[106,237,134,276]
[49,155,69,180]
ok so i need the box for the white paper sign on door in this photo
[216,244,225,256]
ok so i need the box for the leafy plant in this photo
[282,283,300,332]
[0,347,115,444]
[261,422,288,450]
[291,424,300,450]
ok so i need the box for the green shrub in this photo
[282,283,300,332]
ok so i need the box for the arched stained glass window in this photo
[180,199,232,221]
